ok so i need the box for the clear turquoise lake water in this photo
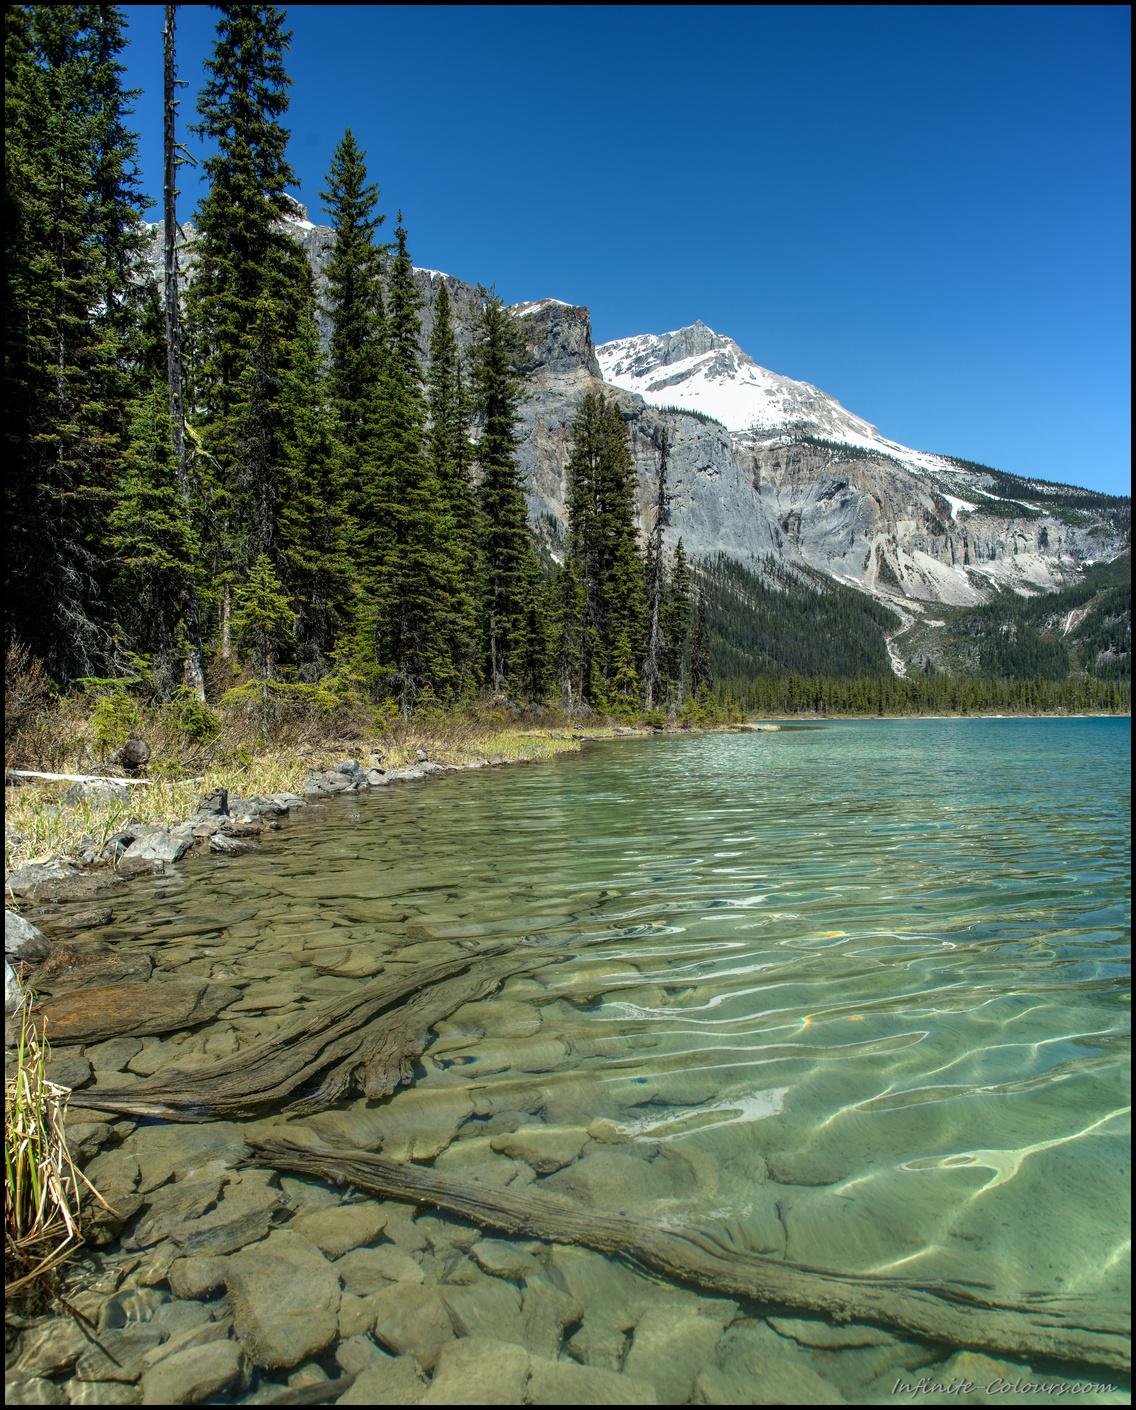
[79,717,1130,1398]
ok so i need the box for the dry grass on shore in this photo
[3,662,642,882]
[4,1002,87,1312]
[3,641,716,882]
[2,729,600,882]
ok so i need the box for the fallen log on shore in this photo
[68,943,559,1121]
[5,770,158,786]
[245,1136,1131,1373]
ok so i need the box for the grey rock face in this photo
[197,787,229,816]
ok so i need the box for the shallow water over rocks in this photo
[7,721,1130,1404]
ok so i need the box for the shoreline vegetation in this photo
[5,680,1128,888]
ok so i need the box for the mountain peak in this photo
[596,323,887,445]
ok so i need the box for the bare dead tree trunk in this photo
[164,5,206,702]
[220,580,232,660]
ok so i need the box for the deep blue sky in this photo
[119,4,1130,496]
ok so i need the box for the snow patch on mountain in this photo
[514,298,571,318]
[941,493,976,521]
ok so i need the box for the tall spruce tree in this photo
[470,287,536,694]
[560,392,606,705]
[186,3,306,651]
[5,5,150,681]
[229,552,294,732]
[556,555,586,710]
[367,216,468,711]
[84,5,153,365]
[427,279,479,691]
[642,427,669,708]
[559,391,645,709]
[276,258,352,680]
[107,282,200,698]
[319,127,385,470]
[162,4,206,699]
[690,585,712,702]
[662,537,692,711]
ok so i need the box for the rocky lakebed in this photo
[3,745,1126,1405]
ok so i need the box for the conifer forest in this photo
[5,5,1129,728]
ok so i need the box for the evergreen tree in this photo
[662,538,692,711]
[4,5,149,681]
[186,3,307,648]
[107,281,200,699]
[229,552,294,730]
[426,278,479,689]
[558,391,645,708]
[611,533,647,706]
[84,5,153,364]
[162,3,206,700]
[470,287,535,694]
[319,128,386,690]
[276,258,352,680]
[556,555,586,709]
[319,127,385,461]
[689,586,712,701]
[561,391,606,704]
[512,550,554,702]
[642,427,669,708]
[366,216,468,711]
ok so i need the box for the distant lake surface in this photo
[92,717,1131,1392]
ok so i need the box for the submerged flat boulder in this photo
[24,945,152,994]
[29,978,240,1045]
[224,1229,342,1370]
[8,861,127,904]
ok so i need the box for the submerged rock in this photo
[694,1321,848,1404]
[26,946,152,995]
[337,1353,426,1405]
[334,1243,424,1294]
[73,1324,165,1382]
[218,1229,342,1371]
[526,1354,658,1404]
[5,908,51,958]
[367,1283,455,1371]
[139,1337,243,1405]
[420,1337,530,1405]
[31,978,240,1045]
[621,1301,733,1404]
[8,863,126,904]
[289,1202,388,1259]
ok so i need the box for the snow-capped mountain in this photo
[596,320,952,480]
[597,320,882,442]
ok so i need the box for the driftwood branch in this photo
[244,1137,1130,1374]
[5,771,154,786]
[5,771,207,788]
[68,943,561,1122]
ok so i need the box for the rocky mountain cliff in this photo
[146,206,1130,628]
